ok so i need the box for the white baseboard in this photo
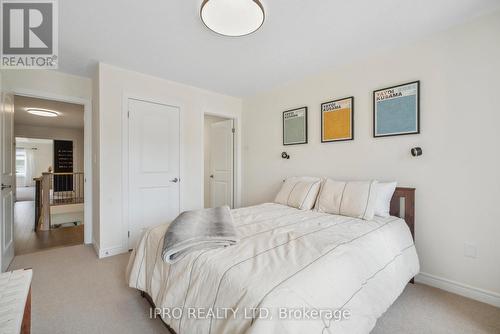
[98,245,127,258]
[92,238,100,257]
[91,239,128,259]
[415,272,500,308]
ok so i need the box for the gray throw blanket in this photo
[162,206,239,264]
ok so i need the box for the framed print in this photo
[373,81,420,137]
[321,96,354,142]
[283,107,308,145]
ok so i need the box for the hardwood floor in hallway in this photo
[14,200,84,255]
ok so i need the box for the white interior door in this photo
[209,119,234,208]
[1,93,15,271]
[128,99,180,249]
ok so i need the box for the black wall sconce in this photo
[411,147,423,157]
[281,152,290,159]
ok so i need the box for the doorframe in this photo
[121,93,183,250]
[202,110,241,209]
[0,92,15,271]
[9,88,93,245]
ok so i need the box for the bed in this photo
[126,187,419,334]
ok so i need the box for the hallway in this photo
[14,200,84,255]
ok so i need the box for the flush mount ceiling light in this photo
[26,108,59,117]
[200,0,265,37]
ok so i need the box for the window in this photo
[16,149,26,176]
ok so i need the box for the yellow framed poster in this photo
[321,96,354,142]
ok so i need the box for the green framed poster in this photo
[283,107,308,145]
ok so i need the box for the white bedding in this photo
[126,203,419,334]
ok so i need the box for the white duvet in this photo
[126,203,419,334]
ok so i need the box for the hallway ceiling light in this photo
[200,0,265,37]
[26,108,59,117]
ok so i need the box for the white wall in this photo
[1,70,92,100]
[204,115,227,208]
[14,125,84,173]
[242,11,500,301]
[95,63,242,256]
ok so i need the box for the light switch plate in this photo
[464,242,477,258]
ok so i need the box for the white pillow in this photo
[374,181,397,217]
[274,177,322,210]
[316,179,378,220]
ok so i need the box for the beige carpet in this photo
[9,245,500,334]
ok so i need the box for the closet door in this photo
[127,98,180,249]
[209,119,234,208]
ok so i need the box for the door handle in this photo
[210,175,214,178]
[1,184,11,190]
[170,178,179,183]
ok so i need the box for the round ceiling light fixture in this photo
[200,0,265,37]
[26,108,59,117]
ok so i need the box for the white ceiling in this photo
[14,95,84,129]
[58,0,500,97]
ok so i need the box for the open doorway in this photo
[204,114,235,209]
[13,95,85,255]
[15,138,53,201]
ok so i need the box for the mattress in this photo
[126,203,419,334]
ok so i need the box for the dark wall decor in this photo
[373,81,420,137]
[411,147,423,157]
[281,152,290,159]
[283,107,308,145]
[53,140,74,192]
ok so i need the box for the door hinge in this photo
[128,231,130,238]
[232,128,235,133]
[127,110,130,118]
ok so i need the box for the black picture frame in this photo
[321,96,354,143]
[282,106,308,146]
[373,80,420,138]
[53,140,74,192]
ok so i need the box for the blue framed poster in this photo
[373,81,420,137]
